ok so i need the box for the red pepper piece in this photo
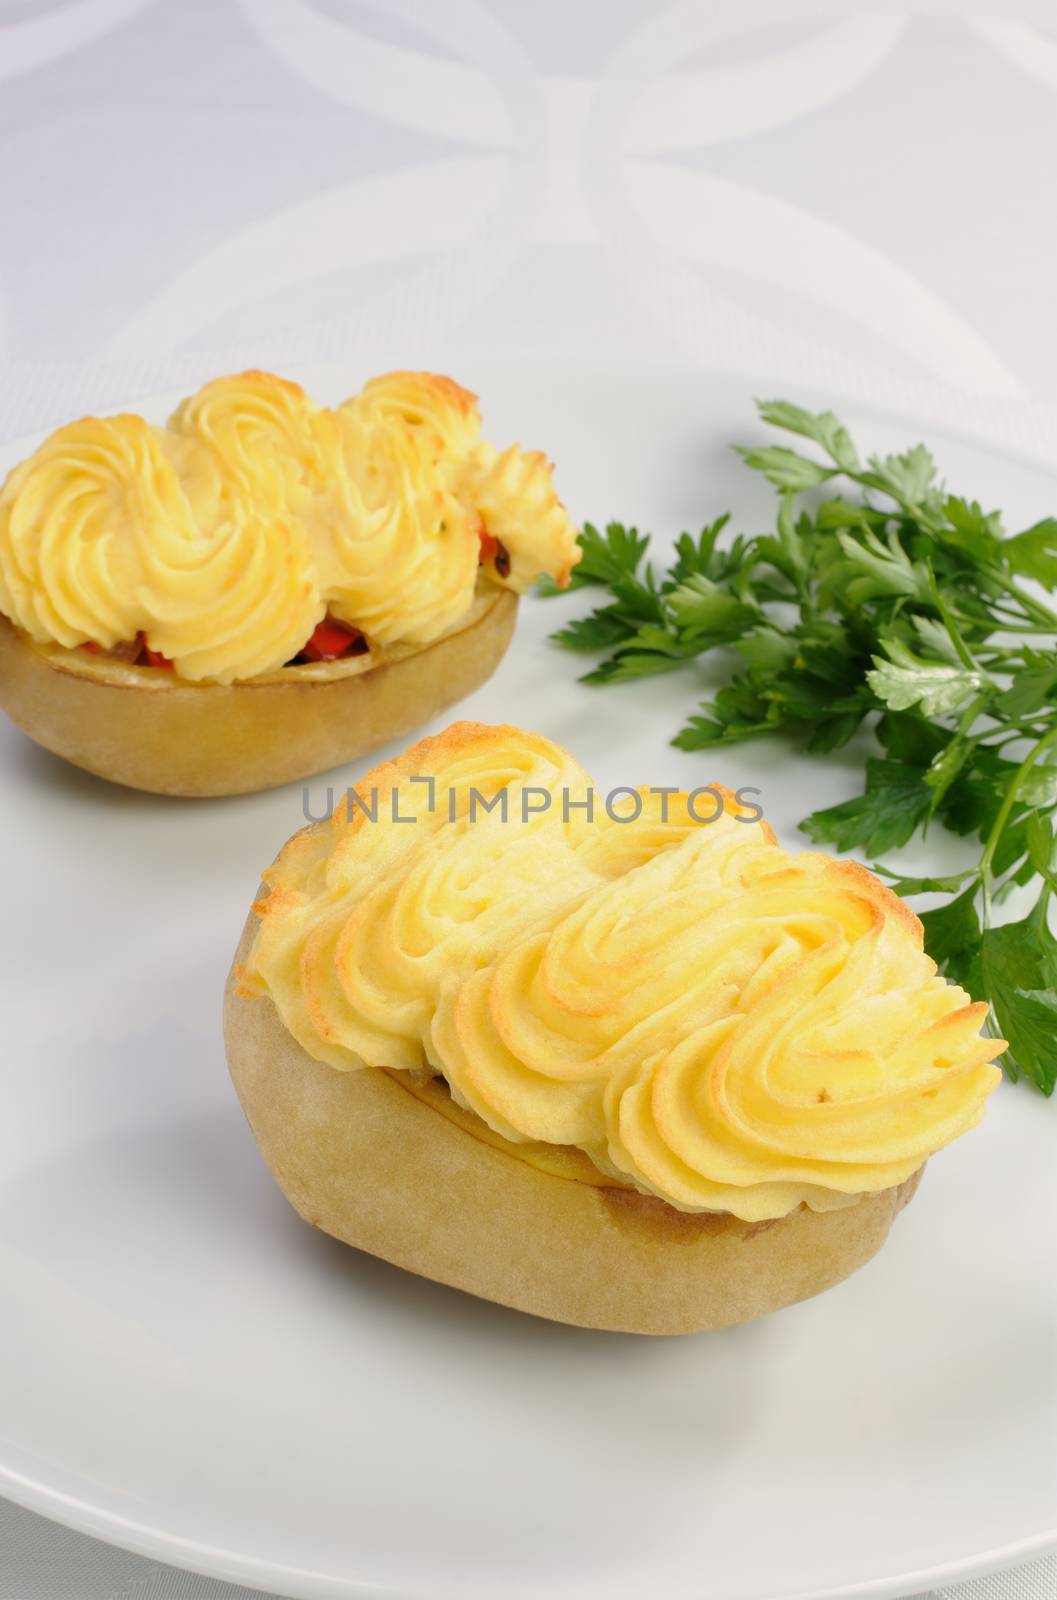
[300,619,367,662]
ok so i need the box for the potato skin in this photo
[0,590,516,796]
[224,912,921,1336]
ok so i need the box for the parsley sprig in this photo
[542,400,1057,1094]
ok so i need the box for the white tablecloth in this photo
[2,2,1055,1596]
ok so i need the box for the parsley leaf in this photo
[982,895,1057,1094]
[540,521,649,594]
[920,888,984,998]
[802,760,931,856]
[1004,518,1057,590]
[867,639,988,717]
[755,399,861,472]
[732,445,837,493]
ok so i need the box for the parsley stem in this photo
[985,624,1057,638]
[990,724,1050,749]
[978,722,1057,916]
[995,575,1057,630]
[950,691,990,746]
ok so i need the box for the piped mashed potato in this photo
[239,722,1004,1222]
[0,371,580,683]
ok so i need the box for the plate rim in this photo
[2,1458,1055,1600]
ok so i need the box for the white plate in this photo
[2,366,1055,1600]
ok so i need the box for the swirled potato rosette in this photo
[0,370,580,683]
[240,723,1004,1222]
